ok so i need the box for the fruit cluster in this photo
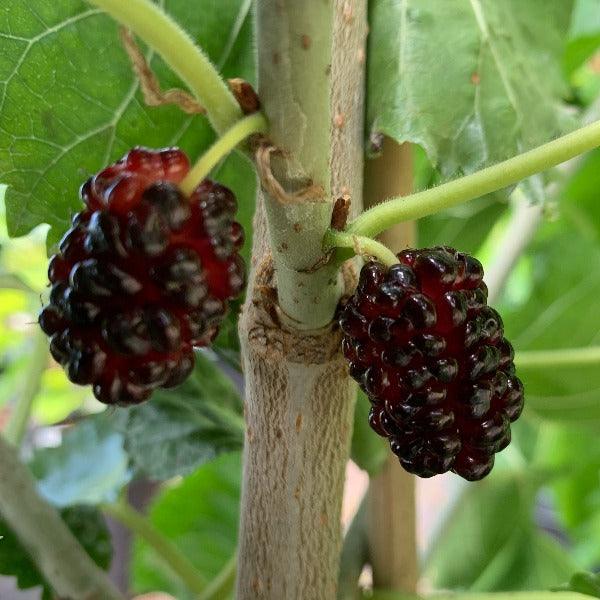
[340,247,524,481]
[39,147,245,406]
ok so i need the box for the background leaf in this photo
[118,351,243,480]
[368,593,590,600]
[535,424,600,567]
[368,0,574,175]
[564,0,600,76]
[564,572,600,598]
[424,471,578,592]
[131,451,241,599]
[500,198,600,424]
[29,412,131,507]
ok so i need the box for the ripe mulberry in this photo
[340,247,523,481]
[39,147,245,406]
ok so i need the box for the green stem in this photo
[324,231,397,267]
[338,496,368,600]
[88,0,241,134]
[181,113,268,195]
[198,553,237,600]
[4,331,48,446]
[0,436,124,599]
[344,119,600,239]
[102,499,207,595]
[515,346,600,369]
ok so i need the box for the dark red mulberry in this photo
[39,147,246,406]
[340,247,524,481]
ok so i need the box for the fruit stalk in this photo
[236,1,367,598]
[0,434,124,599]
[328,118,600,242]
[180,112,268,196]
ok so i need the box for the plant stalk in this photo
[0,434,124,600]
[87,0,241,134]
[4,330,48,446]
[515,346,600,369]
[326,232,398,267]
[198,553,237,600]
[485,97,600,304]
[103,499,207,595]
[237,2,368,598]
[362,138,418,594]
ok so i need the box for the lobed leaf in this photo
[119,351,244,480]
[368,0,575,176]
[131,451,241,599]
[29,411,131,507]
[424,472,578,592]
[0,0,255,246]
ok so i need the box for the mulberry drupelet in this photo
[39,147,245,406]
[340,246,524,481]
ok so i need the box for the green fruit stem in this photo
[325,232,398,267]
[87,0,241,134]
[180,112,268,196]
[325,118,600,245]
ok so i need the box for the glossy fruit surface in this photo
[340,247,524,481]
[40,147,245,406]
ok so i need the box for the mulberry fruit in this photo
[39,147,245,406]
[340,247,523,481]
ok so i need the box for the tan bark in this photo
[363,137,419,593]
[236,1,368,598]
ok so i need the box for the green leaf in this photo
[424,472,578,592]
[131,451,241,599]
[120,351,244,480]
[0,271,36,293]
[29,413,131,507]
[502,232,600,423]
[564,0,600,74]
[564,572,600,598]
[536,424,600,567]
[0,0,254,243]
[0,505,112,599]
[350,389,387,475]
[368,0,574,176]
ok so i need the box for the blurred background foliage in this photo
[0,0,599,598]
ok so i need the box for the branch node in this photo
[330,196,351,231]
[228,78,261,114]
